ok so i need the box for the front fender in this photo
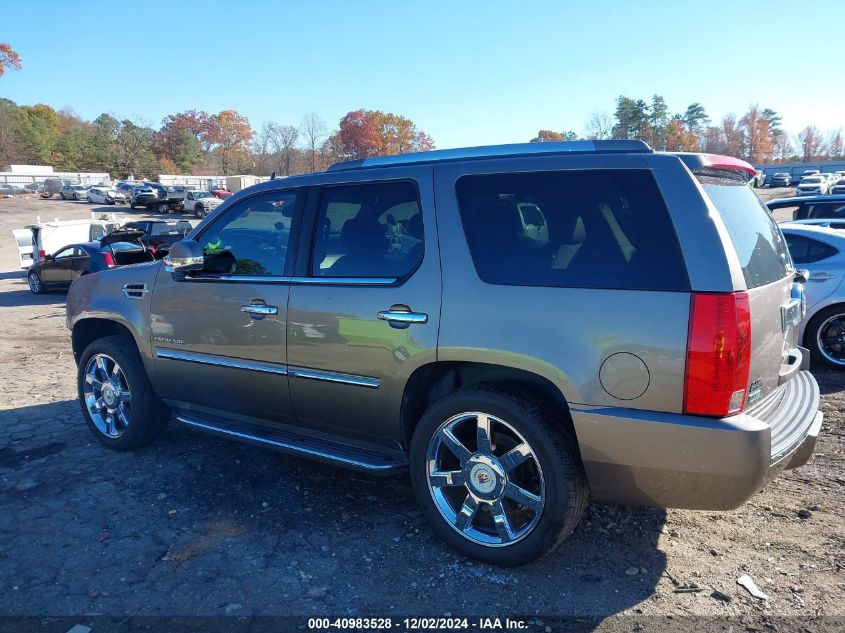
[67,261,160,370]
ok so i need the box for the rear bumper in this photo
[571,369,821,510]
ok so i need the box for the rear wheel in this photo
[77,335,169,450]
[157,202,169,214]
[409,386,588,566]
[806,304,845,368]
[28,271,45,294]
[195,205,205,219]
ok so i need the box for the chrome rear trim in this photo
[289,366,380,388]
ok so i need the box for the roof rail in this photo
[327,140,653,172]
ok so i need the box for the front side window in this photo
[455,169,688,291]
[311,181,423,279]
[197,190,298,276]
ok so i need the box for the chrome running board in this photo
[176,415,406,473]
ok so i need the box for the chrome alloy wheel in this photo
[426,412,545,547]
[817,313,845,366]
[83,354,132,438]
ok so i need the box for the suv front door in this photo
[150,187,305,426]
[286,167,441,449]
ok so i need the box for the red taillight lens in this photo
[102,252,116,267]
[38,249,46,260]
[684,292,752,417]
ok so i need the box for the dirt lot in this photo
[0,191,843,631]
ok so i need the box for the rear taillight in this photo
[38,249,46,260]
[684,292,752,417]
[102,252,116,267]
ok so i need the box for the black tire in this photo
[129,200,135,209]
[60,193,66,200]
[195,205,205,219]
[157,202,169,214]
[805,304,845,369]
[28,271,45,294]
[409,385,588,566]
[77,334,170,450]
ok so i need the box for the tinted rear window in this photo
[698,176,792,288]
[455,169,689,291]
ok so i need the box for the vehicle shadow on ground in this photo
[0,270,25,280]
[0,400,668,621]
[0,278,65,308]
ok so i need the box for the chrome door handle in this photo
[809,272,834,282]
[241,304,279,316]
[377,310,428,324]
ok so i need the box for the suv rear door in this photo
[285,166,440,448]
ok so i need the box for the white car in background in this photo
[796,175,830,196]
[781,221,845,367]
[87,186,127,205]
[831,178,845,195]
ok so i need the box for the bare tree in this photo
[300,112,327,172]
[252,121,276,176]
[270,124,299,176]
[584,110,613,140]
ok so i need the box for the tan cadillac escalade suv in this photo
[66,141,822,565]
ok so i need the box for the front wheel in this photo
[195,206,205,219]
[409,386,588,566]
[77,335,170,450]
[28,271,45,294]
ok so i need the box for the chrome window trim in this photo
[184,274,292,284]
[289,366,380,389]
[155,348,288,375]
[289,276,397,286]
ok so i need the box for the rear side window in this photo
[804,203,845,220]
[698,176,792,288]
[311,181,423,279]
[784,234,838,264]
[455,169,689,291]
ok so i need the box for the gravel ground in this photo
[0,192,842,631]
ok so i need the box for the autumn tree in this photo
[739,105,774,163]
[664,117,699,151]
[799,125,824,161]
[338,109,382,158]
[366,110,434,154]
[530,130,577,142]
[0,43,21,78]
[205,110,253,175]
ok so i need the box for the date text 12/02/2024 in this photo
[307,617,529,630]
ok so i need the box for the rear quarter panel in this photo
[433,154,693,412]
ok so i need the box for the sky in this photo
[1,0,841,149]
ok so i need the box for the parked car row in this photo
[794,171,845,196]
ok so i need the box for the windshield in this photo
[802,177,822,184]
[699,176,792,288]
[194,191,214,199]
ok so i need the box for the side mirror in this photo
[45,254,55,261]
[795,269,810,284]
[164,239,204,273]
